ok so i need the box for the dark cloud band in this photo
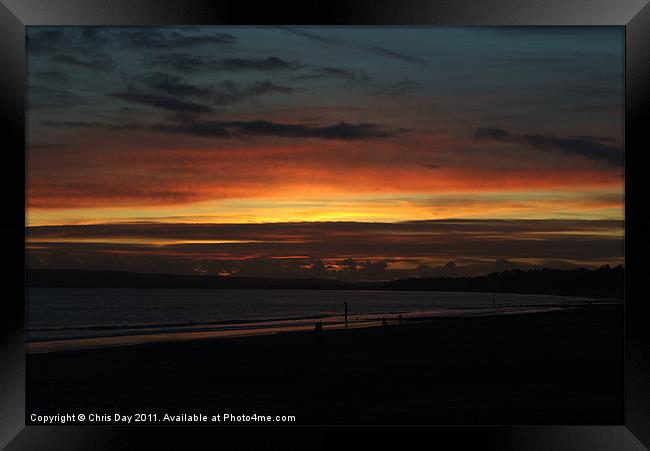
[152,54,305,73]
[42,116,400,140]
[109,91,213,113]
[51,54,114,72]
[26,219,624,279]
[474,127,623,167]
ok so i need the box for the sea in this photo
[26,287,609,353]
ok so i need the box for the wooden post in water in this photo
[344,301,348,328]
[493,293,496,310]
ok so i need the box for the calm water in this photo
[27,288,582,342]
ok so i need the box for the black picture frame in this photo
[1,0,649,448]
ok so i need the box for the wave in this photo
[27,313,346,342]
[26,305,586,354]
[28,313,336,333]
[27,308,424,342]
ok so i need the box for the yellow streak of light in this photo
[26,189,623,227]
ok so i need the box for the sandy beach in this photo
[26,304,622,425]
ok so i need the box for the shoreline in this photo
[25,302,620,354]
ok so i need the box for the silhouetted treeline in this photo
[27,265,624,298]
[378,265,624,298]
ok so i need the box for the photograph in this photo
[23,25,626,426]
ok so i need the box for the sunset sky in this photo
[26,26,624,279]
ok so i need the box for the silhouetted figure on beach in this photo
[314,321,323,345]
[492,293,496,309]
[398,314,402,324]
[382,317,387,327]
[344,301,348,328]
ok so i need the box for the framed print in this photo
[1,0,649,449]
